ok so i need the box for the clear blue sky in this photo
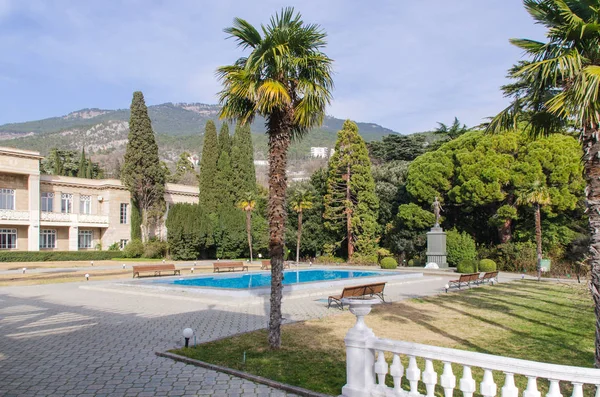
[0,0,545,133]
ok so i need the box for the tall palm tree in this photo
[290,189,314,264]
[217,7,334,349]
[516,181,551,281]
[237,193,256,263]
[486,0,600,365]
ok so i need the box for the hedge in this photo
[380,257,398,269]
[479,259,497,272]
[0,251,123,262]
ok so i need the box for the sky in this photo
[0,0,546,133]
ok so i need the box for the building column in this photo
[69,226,79,251]
[28,174,40,251]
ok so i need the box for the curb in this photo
[156,351,333,397]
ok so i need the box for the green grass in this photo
[172,281,595,396]
[113,258,166,262]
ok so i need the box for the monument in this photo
[426,197,447,268]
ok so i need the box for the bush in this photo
[496,241,537,272]
[349,254,378,266]
[0,251,122,262]
[376,248,392,263]
[446,229,477,267]
[457,259,478,273]
[108,242,121,251]
[143,240,167,259]
[479,259,497,272]
[122,239,144,258]
[314,255,345,264]
[380,257,398,269]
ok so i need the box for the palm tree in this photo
[289,189,314,264]
[237,193,256,264]
[486,0,600,365]
[217,7,334,349]
[516,181,551,281]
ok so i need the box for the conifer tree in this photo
[218,123,231,158]
[230,123,256,202]
[77,148,87,178]
[121,91,166,242]
[198,121,219,212]
[85,160,93,179]
[214,151,235,206]
[324,120,379,258]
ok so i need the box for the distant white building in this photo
[310,147,329,158]
[187,154,199,167]
[254,160,268,166]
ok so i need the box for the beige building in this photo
[0,147,198,251]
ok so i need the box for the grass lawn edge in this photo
[156,351,334,397]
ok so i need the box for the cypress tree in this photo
[198,121,219,212]
[215,151,235,206]
[77,148,87,178]
[218,123,231,158]
[230,123,256,202]
[85,160,93,179]
[130,199,142,240]
[121,91,166,242]
[324,120,379,258]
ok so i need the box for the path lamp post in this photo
[183,328,194,348]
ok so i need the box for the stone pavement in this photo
[0,272,458,396]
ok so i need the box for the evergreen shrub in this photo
[314,255,345,264]
[446,229,477,267]
[122,239,144,258]
[457,259,478,273]
[143,240,167,259]
[349,254,378,266]
[0,251,121,262]
[380,257,398,269]
[479,259,497,272]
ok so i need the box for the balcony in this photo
[0,209,30,222]
[40,212,109,226]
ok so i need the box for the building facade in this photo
[0,147,198,251]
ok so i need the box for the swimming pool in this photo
[155,269,390,290]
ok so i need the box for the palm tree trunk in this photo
[267,113,292,350]
[246,210,253,263]
[296,211,302,264]
[583,127,600,367]
[535,203,542,281]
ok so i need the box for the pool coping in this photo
[119,267,424,298]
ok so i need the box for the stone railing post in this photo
[341,298,381,397]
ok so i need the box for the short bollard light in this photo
[22,267,26,274]
[91,261,94,266]
[122,264,126,269]
[445,283,450,292]
[194,261,197,267]
[191,267,194,273]
[85,273,90,281]
[163,259,166,264]
[183,328,194,348]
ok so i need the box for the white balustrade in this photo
[78,214,109,224]
[0,209,29,221]
[341,299,600,397]
[41,212,108,224]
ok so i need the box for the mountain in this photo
[0,102,399,175]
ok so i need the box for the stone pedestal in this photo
[426,226,447,268]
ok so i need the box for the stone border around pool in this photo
[156,351,333,397]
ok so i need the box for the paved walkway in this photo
[0,272,458,396]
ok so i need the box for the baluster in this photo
[459,366,476,397]
[440,362,456,397]
[571,383,583,397]
[389,354,404,393]
[422,359,437,397]
[546,379,562,397]
[523,377,541,397]
[374,351,388,389]
[480,369,497,397]
[595,384,600,397]
[501,373,518,397]
[406,356,421,395]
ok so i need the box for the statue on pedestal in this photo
[432,196,443,227]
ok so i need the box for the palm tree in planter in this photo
[290,189,314,264]
[485,0,600,366]
[237,193,257,263]
[217,7,334,349]
[516,181,551,281]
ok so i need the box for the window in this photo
[120,239,129,249]
[41,192,54,212]
[78,230,93,249]
[0,228,17,249]
[80,195,91,215]
[0,189,15,210]
[120,203,128,224]
[40,229,56,249]
[61,194,73,213]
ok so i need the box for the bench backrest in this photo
[133,264,175,271]
[459,273,479,282]
[364,282,386,295]
[483,271,498,279]
[215,261,244,267]
[341,285,367,298]
[262,260,271,266]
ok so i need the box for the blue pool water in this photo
[158,269,388,289]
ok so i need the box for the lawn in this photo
[172,281,595,396]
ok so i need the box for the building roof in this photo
[0,146,44,160]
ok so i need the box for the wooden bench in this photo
[328,282,387,309]
[446,273,479,292]
[261,260,291,270]
[479,271,499,284]
[213,261,248,273]
[132,264,180,278]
